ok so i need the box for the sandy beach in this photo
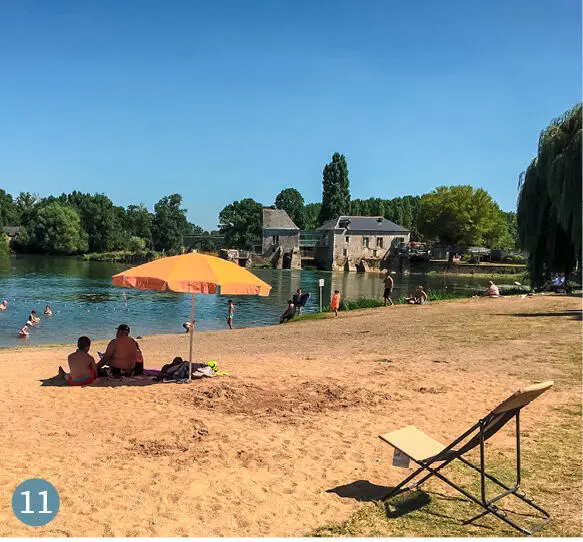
[0,295,581,537]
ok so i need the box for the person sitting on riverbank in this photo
[183,321,194,333]
[279,300,296,324]
[483,280,500,298]
[58,336,98,386]
[0,300,7,311]
[406,285,428,305]
[44,304,52,315]
[96,323,140,377]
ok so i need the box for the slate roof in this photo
[2,226,21,237]
[262,209,299,230]
[316,216,409,233]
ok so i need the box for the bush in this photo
[127,236,146,252]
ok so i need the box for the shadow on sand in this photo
[503,309,582,321]
[327,480,434,518]
[39,374,163,388]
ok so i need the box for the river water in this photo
[0,255,517,348]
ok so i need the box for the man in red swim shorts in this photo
[58,336,98,386]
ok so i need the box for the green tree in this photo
[275,188,306,229]
[125,204,153,247]
[15,192,40,226]
[303,203,322,230]
[65,192,126,252]
[317,152,350,225]
[152,194,189,253]
[218,198,263,249]
[517,104,581,286]
[417,185,505,250]
[0,189,19,227]
[32,202,88,254]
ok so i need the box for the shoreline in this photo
[0,293,542,351]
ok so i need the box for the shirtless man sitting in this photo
[58,336,98,386]
[96,323,139,376]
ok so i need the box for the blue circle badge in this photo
[12,479,60,527]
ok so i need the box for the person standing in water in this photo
[44,304,53,315]
[226,300,235,329]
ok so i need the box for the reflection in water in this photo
[0,255,513,348]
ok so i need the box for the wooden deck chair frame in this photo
[379,381,554,535]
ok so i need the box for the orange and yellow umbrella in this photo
[112,252,271,380]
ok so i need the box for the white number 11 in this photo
[20,490,53,514]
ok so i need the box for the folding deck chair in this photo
[379,381,554,535]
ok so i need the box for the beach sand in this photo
[0,295,581,536]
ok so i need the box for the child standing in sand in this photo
[331,290,341,318]
[226,300,235,329]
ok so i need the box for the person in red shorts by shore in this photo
[330,290,341,318]
[58,336,98,386]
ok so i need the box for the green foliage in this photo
[63,191,127,252]
[0,189,19,227]
[0,232,8,255]
[127,236,146,252]
[31,202,88,254]
[125,204,153,247]
[303,203,322,230]
[152,194,188,252]
[517,104,581,287]
[350,195,422,238]
[417,185,506,248]
[218,198,263,249]
[317,152,351,225]
[274,188,305,229]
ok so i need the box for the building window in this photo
[343,249,347,257]
[377,237,383,248]
[345,236,350,243]
[373,249,377,258]
[363,237,369,248]
[272,235,279,244]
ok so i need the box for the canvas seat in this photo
[380,426,446,462]
[379,381,554,535]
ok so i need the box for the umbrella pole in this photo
[188,292,194,383]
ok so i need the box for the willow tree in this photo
[517,104,582,287]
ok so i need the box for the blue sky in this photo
[0,0,580,230]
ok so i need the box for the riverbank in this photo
[0,295,580,536]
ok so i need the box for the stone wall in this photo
[262,229,299,256]
[329,232,410,271]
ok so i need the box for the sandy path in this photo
[0,295,581,536]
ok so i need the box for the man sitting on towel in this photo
[58,336,98,386]
[96,323,139,376]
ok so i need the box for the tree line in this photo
[218,151,519,251]
[0,191,213,255]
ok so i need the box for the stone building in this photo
[312,216,410,271]
[261,208,300,256]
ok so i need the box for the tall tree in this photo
[31,202,88,254]
[317,152,350,225]
[274,188,306,229]
[417,185,505,250]
[152,194,188,253]
[517,104,581,286]
[218,198,263,249]
[303,203,322,230]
